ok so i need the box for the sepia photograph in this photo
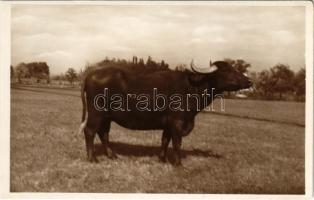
[0,0,313,198]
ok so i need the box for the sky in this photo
[11,4,305,75]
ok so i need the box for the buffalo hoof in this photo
[158,155,167,163]
[106,148,117,159]
[88,156,99,163]
[173,159,182,166]
[159,151,167,162]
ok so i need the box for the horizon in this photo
[11,4,305,75]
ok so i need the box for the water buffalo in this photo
[78,60,252,165]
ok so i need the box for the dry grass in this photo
[211,98,305,126]
[10,87,305,193]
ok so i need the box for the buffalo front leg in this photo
[97,119,117,159]
[171,133,182,166]
[159,130,171,162]
[170,120,184,166]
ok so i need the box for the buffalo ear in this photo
[188,74,206,85]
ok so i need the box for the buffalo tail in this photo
[78,75,88,135]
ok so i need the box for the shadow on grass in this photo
[94,142,222,164]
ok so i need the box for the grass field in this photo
[10,86,305,193]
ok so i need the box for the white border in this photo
[0,2,11,199]
[5,0,313,6]
[0,1,313,199]
[305,2,313,199]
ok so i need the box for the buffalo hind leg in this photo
[84,111,103,163]
[84,126,98,163]
[97,119,117,159]
[159,130,171,162]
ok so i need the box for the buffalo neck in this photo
[186,75,222,115]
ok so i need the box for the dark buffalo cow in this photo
[78,60,252,165]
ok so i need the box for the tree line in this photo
[11,56,305,101]
[93,56,170,73]
[224,59,305,101]
[13,62,50,84]
[252,64,305,101]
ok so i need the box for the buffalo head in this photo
[190,60,253,91]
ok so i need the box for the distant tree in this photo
[132,56,138,64]
[15,62,29,83]
[122,59,128,65]
[65,68,77,86]
[78,62,94,83]
[256,70,274,98]
[30,62,50,83]
[224,58,251,74]
[77,68,84,81]
[294,67,305,98]
[248,71,258,83]
[82,62,93,74]
[10,65,14,79]
[234,59,251,74]
[160,60,169,70]
[138,58,145,68]
[270,64,295,99]
[223,58,236,66]
[102,57,110,64]
[146,56,152,67]
[146,56,159,69]
[175,64,187,71]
